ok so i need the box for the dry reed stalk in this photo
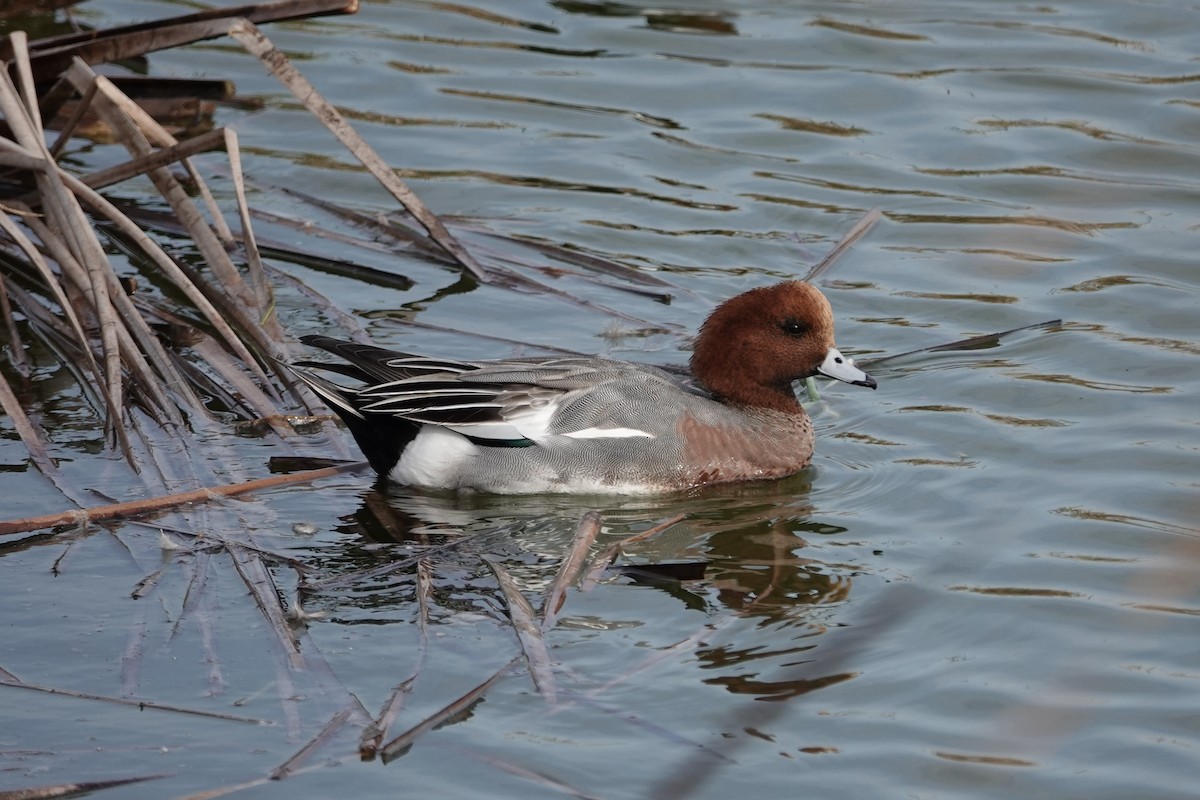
[803,207,882,282]
[47,77,98,158]
[58,178,268,386]
[7,52,274,443]
[72,69,242,273]
[447,744,605,800]
[227,20,490,284]
[229,545,305,669]
[580,513,688,591]
[254,179,684,327]
[0,55,136,451]
[481,231,679,288]
[267,185,462,266]
[54,60,360,424]
[0,9,476,789]
[65,65,267,328]
[303,526,507,592]
[562,692,734,764]
[859,318,1063,369]
[483,555,558,702]
[382,316,587,356]
[541,510,603,632]
[0,775,171,799]
[0,209,100,378]
[76,128,230,192]
[0,463,366,537]
[0,358,54,476]
[379,655,523,762]
[3,43,358,480]
[25,208,197,425]
[270,706,357,780]
[6,0,361,84]
[0,269,29,374]
[172,775,278,800]
[223,128,272,309]
[0,671,271,724]
[360,558,433,757]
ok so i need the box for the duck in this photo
[289,280,876,494]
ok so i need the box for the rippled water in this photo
[3,0,1199,798]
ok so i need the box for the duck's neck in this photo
[694,363,804,415]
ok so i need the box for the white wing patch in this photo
[562,426,655,440]
[443,399,560,443]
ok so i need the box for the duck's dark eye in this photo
[781,319,809,337]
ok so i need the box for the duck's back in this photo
[390,361,815,493]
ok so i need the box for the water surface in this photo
[2,1,1198,798]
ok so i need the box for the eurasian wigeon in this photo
[290,281,875,494]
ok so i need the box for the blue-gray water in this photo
[2,1,1198,798]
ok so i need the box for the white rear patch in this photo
[562,426,655,439]
[390,426,478,487]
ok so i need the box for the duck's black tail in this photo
[286,337,421,478]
